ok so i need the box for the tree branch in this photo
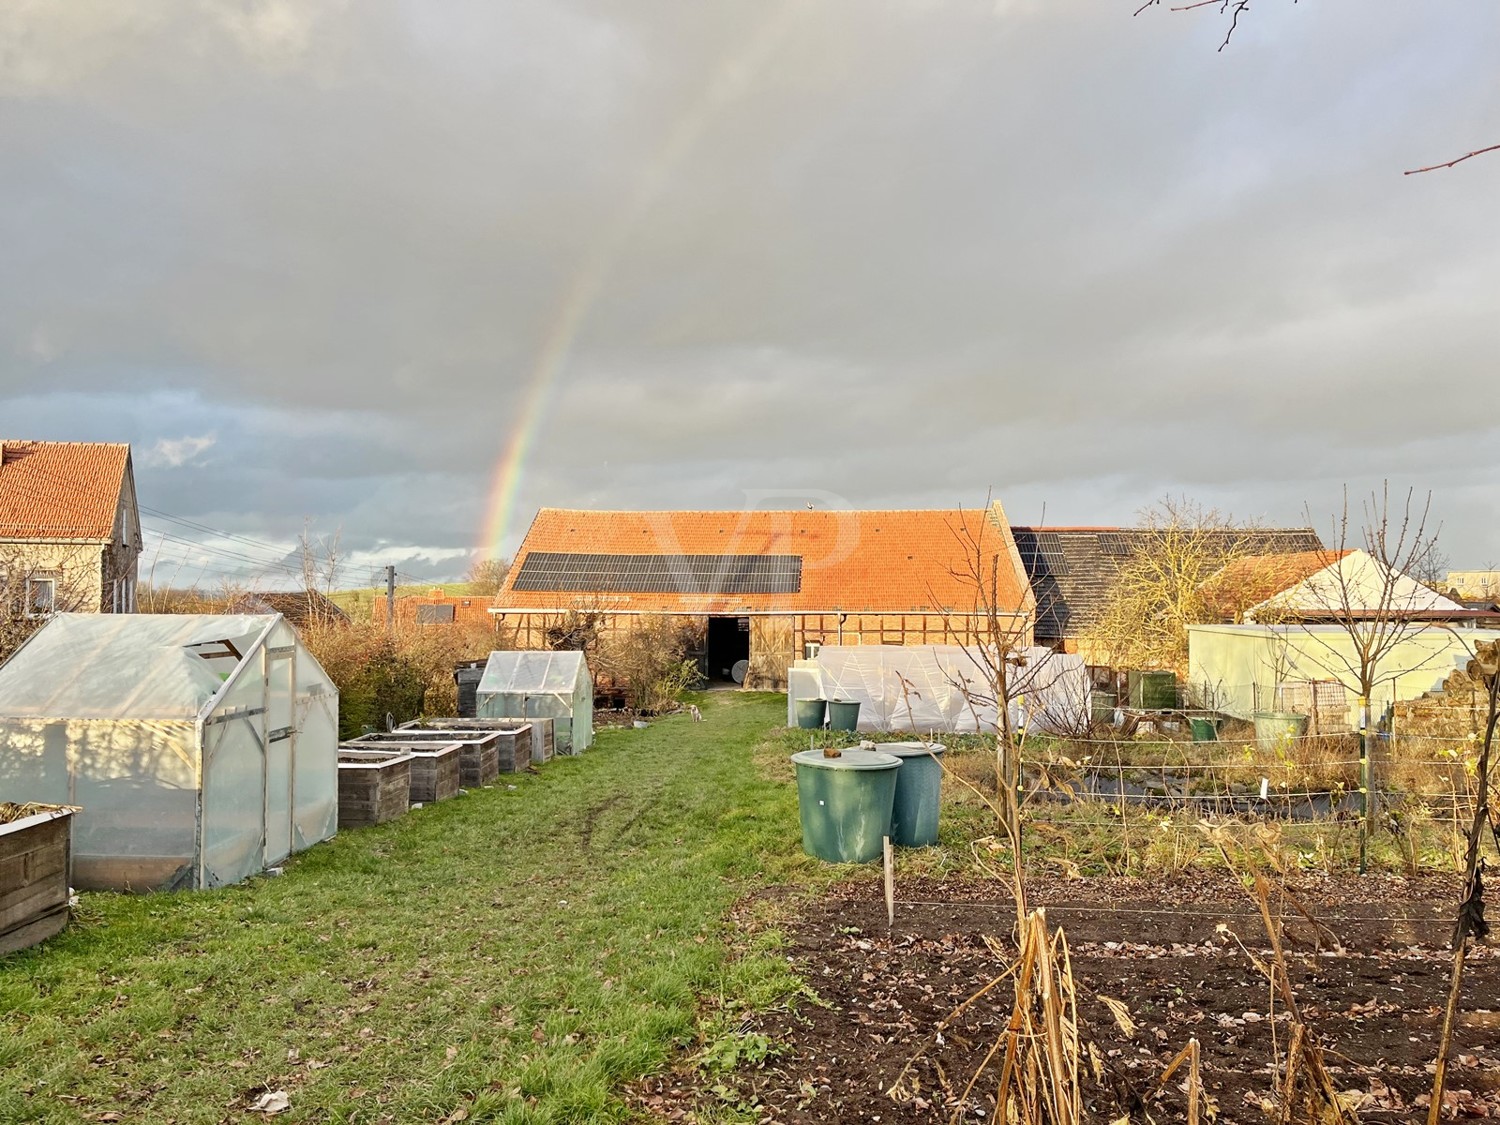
[1404,143,1500,176]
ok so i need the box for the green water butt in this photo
[790,748,899,863]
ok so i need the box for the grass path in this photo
[0,693,806,1124]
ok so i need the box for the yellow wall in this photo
[1187,623,1500,722]
[0,542,107,612]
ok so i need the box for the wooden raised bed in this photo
[401,717,554,765]
[1,804,73,956]
[343,741,460,805]
[353,730,501,787]
[337,750,414,829]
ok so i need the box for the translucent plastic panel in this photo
[291,687,338,850]
[0,614,277,721]
[810,645,1090,735]
[264,736,292,865]
[476,650,589,698]
[202,657,269,888]
[0,717,199,890]
[268,652,293,732]
[572,675,593,751]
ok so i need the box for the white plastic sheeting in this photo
[476,650,593,754]
[0,614,339,891]
[791,645,1091,735]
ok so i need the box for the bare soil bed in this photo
[642,874,1500,1123]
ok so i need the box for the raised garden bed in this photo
[336,750,414,830]
[352,730,503,786]
[343,740,461,805]
[400,717,554,765]
[1,803,74,956]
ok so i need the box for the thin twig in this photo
[1405,143,1500,176]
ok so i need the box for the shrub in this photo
[594,615,703,713]
[302,617,505,738]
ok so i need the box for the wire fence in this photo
[927,724,1497,875]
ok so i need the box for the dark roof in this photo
[1010,527,1326,642]
[229,590,350,627]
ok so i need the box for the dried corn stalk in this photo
[949,907,1080,1125]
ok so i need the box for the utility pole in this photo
[385,564,396,630]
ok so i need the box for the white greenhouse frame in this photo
[0,613,339,891]
[475,650,593,754]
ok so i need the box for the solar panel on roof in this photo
[511,553,803,595]
[1096,532,1138,557]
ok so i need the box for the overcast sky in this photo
[4,1,1498,588]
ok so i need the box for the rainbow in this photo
[476,3,801,561]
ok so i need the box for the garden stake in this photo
[883,836,895,929]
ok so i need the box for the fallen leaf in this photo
[248,1090,290,1115]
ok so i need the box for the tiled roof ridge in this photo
[533,506,992,516]
[1013,525,1323,533]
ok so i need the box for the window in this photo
[26,576,55,618]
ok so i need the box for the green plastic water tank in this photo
[826,699,862,732]
[794,698,828,729]
[883,742,946,847]
[790,748,900,863]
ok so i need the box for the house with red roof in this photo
[478,503,1033,690]
[0,441,141,624]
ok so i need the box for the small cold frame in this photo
[511,552,802,595]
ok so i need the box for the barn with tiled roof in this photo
[490,504,1033,690]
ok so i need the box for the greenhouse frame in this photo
[0,614,339,891]
[475,650,593,754]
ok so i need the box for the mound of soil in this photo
[640,874,1500,1123]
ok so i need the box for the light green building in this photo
[1186,623,1500,725]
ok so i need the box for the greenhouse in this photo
[476,650,593,754]
[789,644,1091,734]
[0,614,339,892]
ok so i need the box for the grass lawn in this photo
[0,693,819,1124]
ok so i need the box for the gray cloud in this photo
[3,0,1498,581]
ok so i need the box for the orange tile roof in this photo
[1201,549,1353,621]
[0,441,132,540]
[495,506,1033,616]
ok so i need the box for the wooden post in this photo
[883,836,895,929]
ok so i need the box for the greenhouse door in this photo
[264,648,296,865]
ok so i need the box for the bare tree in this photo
[1287,486,1445,718]
[1276,485,1446,871]
[466,557,511,596]
[299,521,343,600]
[936,503,1086,843]
[1081,496,1256,677]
